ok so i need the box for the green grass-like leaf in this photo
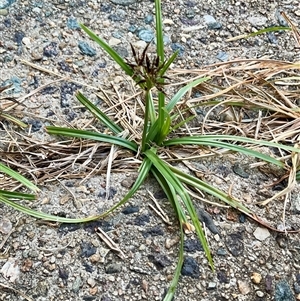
[145,148,214,269]
[164,135,300,167]
[76,91,123,134]
[96,157,152,219]
[0,112,28,128]
[0,194,106,223]
[0,162,39,192]
[159,50,179,77]
[228,26,291,42]
[155,0,164,63]
[46,126,138,152]
[166,77,210,112]
[0,190,36,200]
[80,23,134,77]
[171,166,252,214]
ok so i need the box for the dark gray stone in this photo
[217,270,229,283]
[122,206,139,215]
[181,257,200,278]
[43,42,59,57]
[78,41,96,56]
[148,254,172,269]
[267,32,278,44]
[27,119,43,132]
[142,226,164,237]
[232,163,250,178]
[184,238,203,253]
[134,214,150,226]
[106,263,122,274]
[80,242,97,258]
[225,232,244,256]
[14,31,25,46]
[197,208,219,234]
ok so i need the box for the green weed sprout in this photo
[2,1,300,300]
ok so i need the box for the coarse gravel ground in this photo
[1,0,300,301]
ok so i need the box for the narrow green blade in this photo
[0,194,105,223]
[163,135,300,167]
[0,190,36,200]
[228,26,291,41]
[96,157,152,218]
[145,148,214,269]
[156,108,171,145]
[147,91,156,125]
[0,112,28,128]
[151,166,182,219]
[0,162,39,192]
[155,0,164,63]
[159,51,179,77]
[166,77,210,113]
[80,24,133,76]
[76,91,123,134]
[46,126,138,152]
[171,166,252,214]
[160,181,184,301]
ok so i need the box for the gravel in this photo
[1,0,300,300]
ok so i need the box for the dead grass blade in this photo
[280,12,300,47]
[95,227,126,259]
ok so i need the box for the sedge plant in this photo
[2,1,300,300]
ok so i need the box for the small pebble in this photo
[105,263,122,274]
[122,206,139,214]
[67,17,80,30]
[216,51,229,62]
[253,227,270,241]
[216,248,227,256]
[0,8,8,16]
[78,41,96,56]
[225,232,244,256]
[43,42,59,57]
[171,43,185,56]
[256,291,264,298]
[72,276,82,293]
[138,29,154,42]
[0,218,12,234]
[203,15,222,29]
[89,254,101,263]
[238,280,251,295]
[248,16,268,27]
[251,272,262,284]
[207,282,217,290]
[275,10,288,27]
[109,37,121,46]
[87,278,96,288]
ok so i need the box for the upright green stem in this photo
[155,0,164,62]
[155,0,166,143]
[141,89,151,152]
